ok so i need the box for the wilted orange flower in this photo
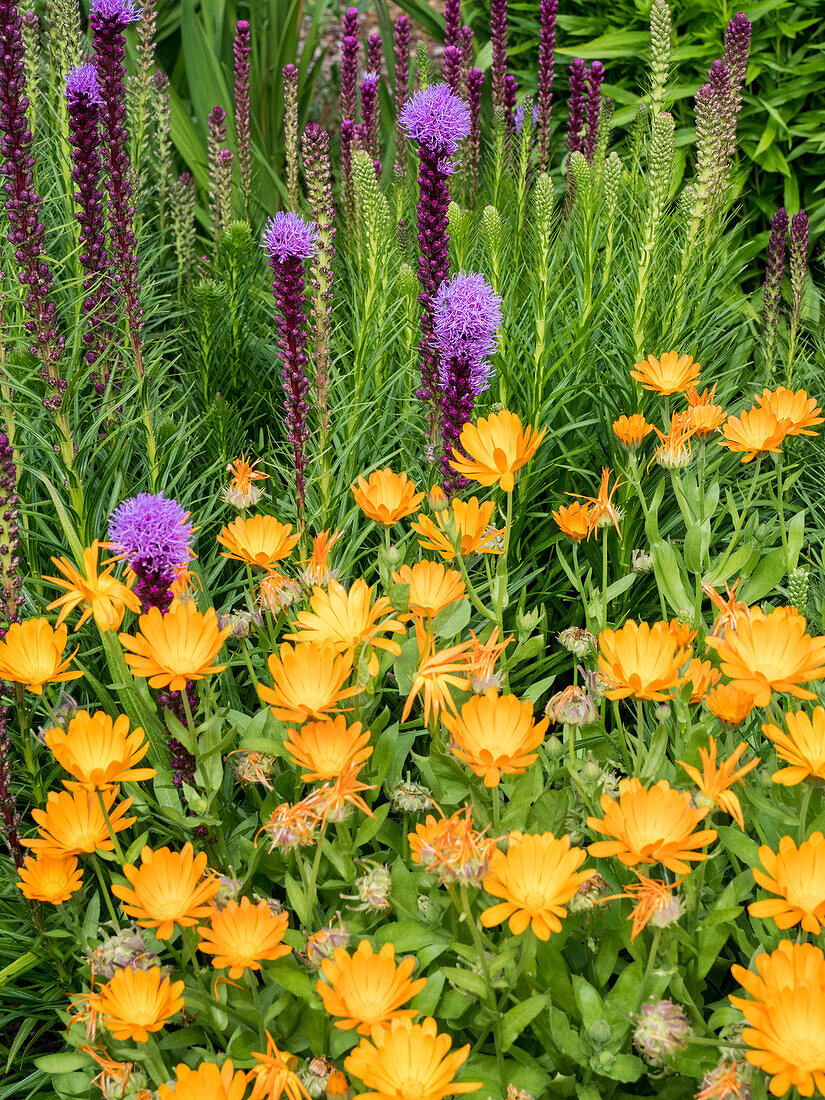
[45,541,140,632]
[401,624,473,725]
[45,710,154,791]
[258,643,360,723]
[652,411,697,468]
[258,570,302,613]
[304,763,376,823]
[257,800,319,852]
[705,605,825,707]
[24,788,134,858]
[552,501,592,541]
[223,453,269,508]
[391,561,465,619]
[763,707,825,786]
[409,805,497,886]
[449,410,546,492]
[90,966,185,1043]
[326,1070,350,1100]
[601,871,685,941]
[756,387,823,437]
[468,627,512,692]
[598,620,691,701]
[169,552,202,602]
[613,414,654,449]
[719,407,790,462]
[704,683,755,728]
[412,497,505,560]
[677,737,758,829]
[0,617,83,695]
[229,749,276,791]
[344,1017,481,1100]
[78,1046,136,1098]
[695,1060,751,1100]
[283,716,372,782]
[684,658,721,702]
[217,514,300,569]
[569,468,625,538]
[17,853,83,903]
[750,832,825,934]
[248,1035,309,1100]
[160,1061,249,1100]
[111,843,219,939]
[588,778,717,874]
[481,831,594,939]
[302,529,342,586]
[119,602,230,691]
[703,579,749,638]
[631,351,701,394]
[317,940,426,1035]
[197,897,291,978]
[351,469,425,526]
[442,689,548,787]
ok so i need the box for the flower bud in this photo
[631,548,654,573]
[633,1000,692,1066]
[557,627,596,657]
[349,864,392,912]
[568,872,609,913]
[87,923,162,980]
[587,1019,612,1047]
[306,915,351,967]
[213,873,242,910]
[788,566,809,615]
[389,776,433,813]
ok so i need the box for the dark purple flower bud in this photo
[400,82,471,156]
[342,5,358,38]
[233,20,251,216]
[790,210,808,322]
[341,117,356,221]
[466,67,484,204]
[444,0,460,50]
[459,25,473,92]
[503,72,518,133]
[762,207,787,365]
[583,61,605,162]
[393,14,410,174]
[443,45,461,94]
[566,58,587,156]
[537,0,558,169]
[358,71,380,163]
[723,12,751,88]
[340,10,359,122]
[367,30,382,76]
[490,0,508,109]
[159,681,197,787]
[207,104,228,235]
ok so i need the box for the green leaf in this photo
[652,542,692,614]
[34,1054,89,1074]
[572,976,605,1030]
[432,597,471,639]
[500,994,549,1051]
[739,546,786,603]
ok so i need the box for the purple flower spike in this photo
[762,207,787,366]
[234,20,251,216]
[90,0,141,25]
[490,0,508,109]
[109,492,193,610]
[790,210,809,322]
[566,58,587,156]
[467,67,484,202]
[262,212,319,262]
[400,82,470,156]
[537,0,558,169]
[583,61,605,161]
[66,62,103,106]
[723,12,751,87]
[444,0,461,50]
[394,14,410,174]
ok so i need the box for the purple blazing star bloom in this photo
[109,492,193,573]
[433,271,503,391]
[400,82,471,156]
[515,103,539,135]
[261,212,319,262]
[65,63,103,107]
[89,0,141,23]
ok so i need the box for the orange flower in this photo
[704,683,755,728]
[45,540,140,631]
[111,843,219,939]
[283,716,372,782]
[24,788,134,858]
[468,627,511,692]
[257,800,319,852]
[598,620,691,701]
[652,411,697,468]
[197,897,291,978]
[587,778,717,874]
[408,805,497,886]
[569,467,625,538]
[718,407,790,462]
[302,529,342,586]
[449,410,546,492]
[613,414,654,449]
[391,561,465,619]
[667,618,697,648]
[442,688,548,787]
[411,497,504,560]
[17,853,83,903]
[317,940,426,1035]
[401,624,473,725]
[684,658,721,702]
[705,605,825,706]
[119,602,230,691]
[304,763,376,823]
[217,514,300,569]
[0,617,82,695]
[223,453,269,508]
[763,707,825,786]
[90,967,185,1043]
[481,831,595,939]
[351,469,424,526]
[344,1017,481,1100]
[45,710,155,791]
[601,871,685,941]
[552,501,591,541]
[676,736,758,829]
[258,570,302,613]
[688,402,727,437]
[695,1060,751,1100]
[247,1035,310,1100]
[703,579,749,638]
[630,351,701,394]
[750,833,825,934]
[257,643,360,723]
[159,1061,249,1100]
[756,387,823,437]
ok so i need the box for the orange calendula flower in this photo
[613,414,654,449]
[45,540,140,631]
[409,805,497,886]
[684,658,721,702]
[119,602,230,691]
[468,627,512,692]
[750,832,825,934]
[317,940,426,1035]
[197,897,291,978]
[391,561,465,620]
[258,569,302,614]
[411,497,504,560]
[17,853,83,903]
[631,351,701,394]
[756,387,823,437]
[223,453,270,509]
[763,707,825,786]
[257,800,319,852]
[90,966,185,1043]
[111,843,219,939]
[449,410,546,492]
[552,501,592,541]
[704,683,755,728]
[481,831,595,940]
[570,467,626,539]
[159,1061,249,1100]
[217,514,300,569]
[0,617,83,695]
[587,778,717,874]
[652,411,698,468]
[703,579,749,638]
[676,736,758,830]
[598,620,692,701]
[304,762,377,823]
[302,529,342,586]
[705,605,825,707]
[401,624,473,725]
[442,688,548,787]
[257,643,360,723]
[688,403,727,437]
[247,1035,309,1100]
[45,710,155,791]
[601,871,685,942]
[283,716,372,782]
[718,407,790,462]
[695,1060,751,1100]
[351,469,425,526]
[344,1017,481,1100]
[24,788,134,858]
[667,618,697,648]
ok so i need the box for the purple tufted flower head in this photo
[89,0,142,24]
[261,212,319,262]
[433,271,502,392]
[400,82,471,156]
[66,63,103,107]
[109,492,193,574]
[515,103,539,135]
[361,71,378,90]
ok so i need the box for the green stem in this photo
[601,531,609,628]
[798,784,813,844]
[90,854,120,928]
[634,927,662,1015]
[455,548,496,622]
[715,456,762,577]
[96,789,126,864]
[635,699,645,772]
[457,884,506,1093]
[303,820,329,928]
[491,785,501,835]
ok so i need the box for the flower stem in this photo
[798,784,813,844]
[457,883,506,1092]
[90,853,120,928]
[96,789,126,863]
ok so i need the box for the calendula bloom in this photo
[668,617,697,647]
[696,1060,752,1100]
[24,788,135,858]
[351,469,425,526]
[159,1061,250,1100]
[481,831,595,939]
[317,940,426,1035]
[598,620,692,701]
[601,872,685,941]
[411,497,505,559]
[45,710,155,790]
[704,683,755,728]
[257,570,301,614]
[119,602,231,691]
[705,605,825,707]
[552,502,591,541]
[443,689,548,787]
[688,402,727,437]
[764,707,825,786]
[301,529,342,587]
[718,407,790,462]
[569,467,625,538]
[449,410,546,492]
[630,351,701,394]
[409,805,497,886]
[677,737,758,829]
[258,643,360,723]
[197,897,291,978]
[587,778,717,874]
[326,1070,349,1100]
[304,763,376,823]
[684,658,721,702]
[257,800,319,851]
[17,853,83,903]
[90,967,185,1043]
[45,540,140,631]
[248,1034,309,1100]
[468,627,512,692]
[344,1016,480,1100]
[283,716,372,782]
[703,579,749,638]
[401,625,473,725]
[756,387,823,436]
[111,843,219,939]
[613,414,654,449]
[391,561,465,619]
[652,411,697,469]
[217,514,300,569]
[0,618,83,695]
[223,453,270,509]
[750,833,825,934]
